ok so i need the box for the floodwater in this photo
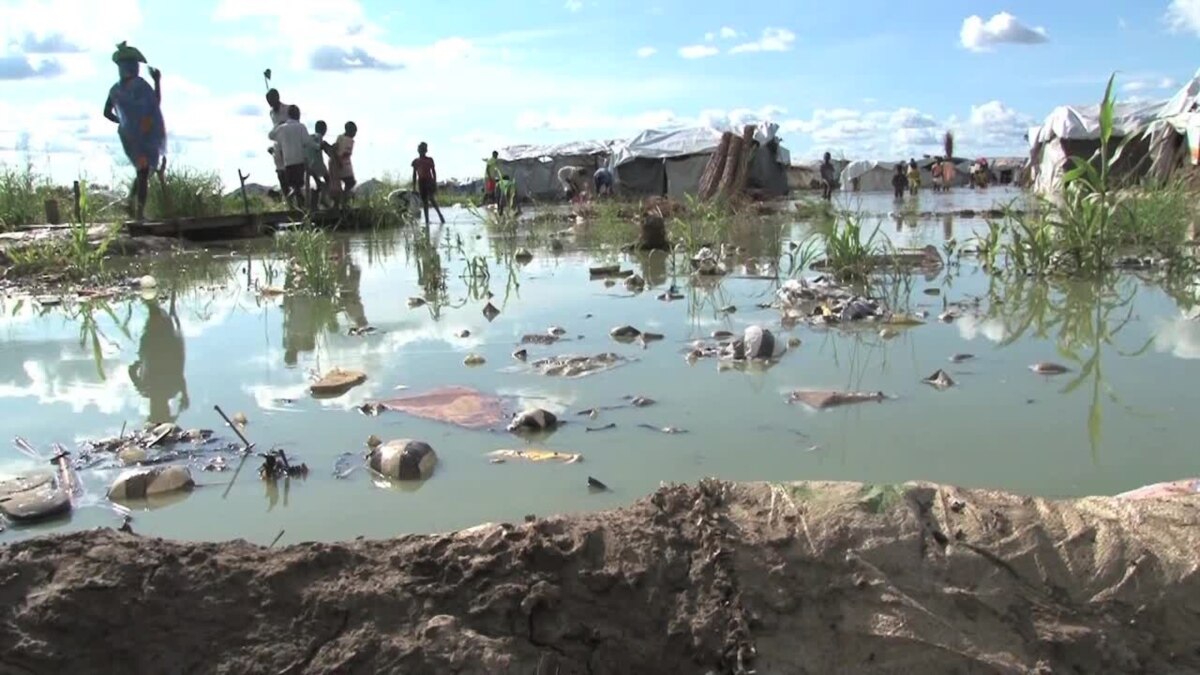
[2,187,1199,544]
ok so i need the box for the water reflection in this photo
[128,294,190,424]
[281,246,370,367]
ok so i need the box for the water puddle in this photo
[2,189,1198,543]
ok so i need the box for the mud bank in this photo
[1,480,1199,674]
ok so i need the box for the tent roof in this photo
[498,140,615,162]
[1030,70,1200,146]
[611,122,785,166]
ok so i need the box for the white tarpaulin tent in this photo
[839,161,898,193]
[1029,69,1200,192]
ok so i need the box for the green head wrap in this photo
[112,41,147,64]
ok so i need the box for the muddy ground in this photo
[1,480,1198,674]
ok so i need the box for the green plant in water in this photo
[5,180,118,279]
[812,213,887,281]
[276,223,339,295]
[0,163,53,230]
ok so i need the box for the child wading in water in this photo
[411,142,445,225]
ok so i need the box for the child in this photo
[906,159,920,196]
[484,151,501,205]
[267,104,313,209]
[307,120,332,208]
[891,164,907,201]
[411,141,445,225]
[329,121,357,207]
[819,152,836,201]
[497,174,517,216]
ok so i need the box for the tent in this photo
[497,140,615,201]
[1028,70,1200,192]
[839,161,900,192]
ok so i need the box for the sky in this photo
[1,0,1199,189]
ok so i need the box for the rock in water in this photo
[482,303,501,322]
[1030,362,1070,375]
[729,325,787,361]
[624,275,646,292]
[610,325,642,340]
[0,472,70,523]
[463,354,487,367]
[508,409,560,433]
[922,369,956,390]
[107,466,196,502]
[369,439,438,481]
[637,213,669,252]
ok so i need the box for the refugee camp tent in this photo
[839,161,898,192]
[1027,72,1200,193]
[497,140,614,201]
[1145,71,1200,183]
[609,123,792,198]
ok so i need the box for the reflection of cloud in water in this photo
[0,340,142,415]
[956,315,1007,343]
[175,289,247,339]
[494,387,578,415]
[1153,315,1200,360]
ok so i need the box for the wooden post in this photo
[715,136,745,199]
[71,181,82,223]
[237,170,251,215]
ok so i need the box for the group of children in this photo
[266,88,356,210]
[892,158,958,199]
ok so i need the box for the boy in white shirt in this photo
[268,104,315,208]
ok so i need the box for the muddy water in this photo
[2,188,1199,544]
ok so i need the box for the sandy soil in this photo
[1,480,1198,674]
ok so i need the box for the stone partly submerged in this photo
[0,471,71,523]
[507,408,560,433]
[378,386,508,431]
[106,466,196,502]
[309,368,368,399]
[368,439,438,481]
[3,480,1199,673]
[721,325,788,361]
[922,369,956,390]
[788,390,888,410]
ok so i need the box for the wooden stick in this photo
[238,170,251,215]
[268,529,285,548]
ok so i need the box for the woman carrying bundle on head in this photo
[103,41,167,222]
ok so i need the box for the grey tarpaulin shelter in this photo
[609,124,792,198]
[1028,70,1200,193]
[497,140,615,201]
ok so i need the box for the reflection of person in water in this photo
[282,294,338,367]
[337,245,369,330]
[128,294,189,423]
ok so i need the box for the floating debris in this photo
[378,387,508,430]
[638,424,688,434]
[624,275,646,292]
[587,476,610,491]
[231,412,248,428]
[549,326,568,337]
[712,330,735,341]
[638,332,665,344]
[658,290,685,301]
[367,434,383,449]
[950,353,976,363]
[722,325,787,361]
[1030,362,1071,375]
[259,449,309,480]
[629,396,656,407]
[879,328,900,340]
[457,329,471,338]
[788,390,888,410]
[369,439,438,481]
[691,247,726,276]
[938,311,957,324]
[482,302,501,322]
[463,354,487,367]
[487,449,582,464]
[310,368,367,399]
[720,305,737,314]
[0,471,69,522]
[923,288,941,296]
[787,337,802,349]
[586,424,617,432]
[508,409,560,433]
[922,369,956,390]
[357,402,383,416]
[530,353,626,378]
[589,264,622,278]
[522,334,559,345]
[202,457,229,472]
[407,297,427,309]
[348,326,377,337]
[512,348,529,362]
[514,248,534,263]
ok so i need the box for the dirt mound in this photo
[1,480,1199,674]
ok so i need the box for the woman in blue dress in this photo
[103,42,166,221]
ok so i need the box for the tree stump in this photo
[636,213,669,251]
[698,132,733,201]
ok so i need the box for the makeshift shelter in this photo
[839,161,900,193]
[1028,71,1200,193]
[609,124,791,199]
[497,140,613,201]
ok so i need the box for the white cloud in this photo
[1117,17,1128,30]
[564,0,583,12]
[0,0,143,80]
[679,44,719,59]
[719,26,739,39]
[636,46,657,58]
[729,27,796,54]
[1123,76,1178,93]
[960,12,1049,52]
[1166,0,1200,35]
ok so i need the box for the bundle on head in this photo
[943,131,955,160]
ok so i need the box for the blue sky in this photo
[1,0,1198,188]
